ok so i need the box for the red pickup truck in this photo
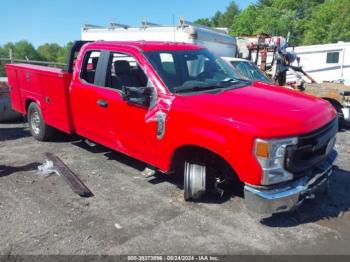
[6,41,338,215]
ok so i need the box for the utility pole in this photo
[9,48,13,64]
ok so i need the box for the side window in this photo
[326,52,339,64]
[80,51,101,84]
[106,52,148,90]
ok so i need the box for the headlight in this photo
[254,137,298,185]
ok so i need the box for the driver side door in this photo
[94,50,160,166]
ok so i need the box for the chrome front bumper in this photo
[244,150,337,215]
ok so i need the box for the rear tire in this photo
[27,103,54,141]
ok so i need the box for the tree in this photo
[193,1,240,28]
[37,43,62,62]
[56,42,73,64]
[256,0,273,7]
[3,40,41,61]
[211,11,223,27]
[254,7,297,41]
[218,1,240,27]
[199,0,344,45]
[230,5,258,35]
[193,18,212,26]
[230,0,328,45]
[0,46,7,76]
[303,0,350,44]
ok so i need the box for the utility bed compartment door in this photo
[41,72,74,134]
[5,67,24,113]
[6,64,74,134]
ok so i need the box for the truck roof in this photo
[85,41,203,52]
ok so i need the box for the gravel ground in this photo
[0,122,350,255]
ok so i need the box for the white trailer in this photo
[81,19,237,58]
[287,42,350,84]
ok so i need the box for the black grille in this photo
[285,118,338,176]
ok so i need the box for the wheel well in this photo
[171,145,238,181]
[322,98,342,112]
[25,99,36,113]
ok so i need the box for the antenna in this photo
[173,14,176,42]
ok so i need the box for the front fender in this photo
[159,123,262,185]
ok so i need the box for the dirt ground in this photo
[0,122,350,255]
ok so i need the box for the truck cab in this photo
[6,41,338,215]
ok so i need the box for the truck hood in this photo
[176,81,336,137]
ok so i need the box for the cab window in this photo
[105,52,148,90]
[80,51,101,84]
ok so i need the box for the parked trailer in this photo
[81,19,237,58]
[287,42,350,85]
[0,79,21,122]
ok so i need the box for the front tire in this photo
[27,103,54,141]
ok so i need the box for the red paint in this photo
[5,41,337,186]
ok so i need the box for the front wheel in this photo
[180,153,238,201]
[184,161,207,200]
[27,103,54,141]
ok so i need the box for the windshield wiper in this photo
[173,78,251,93]
[220,77,249,83]
[174,85,224,93]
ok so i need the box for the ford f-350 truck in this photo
[6,41,338,215]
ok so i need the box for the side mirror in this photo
[122,86,152,107]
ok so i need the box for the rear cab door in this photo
[70,48,104,141]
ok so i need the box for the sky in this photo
[0,0,255,47]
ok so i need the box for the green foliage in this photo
[193,18,212,26]
[0,41,73,63]
[217,2,240,27]
[56,42,73,64]
[194,1,240,27]
[0,46,7,76]
[196,0,349,45]
[256,0,274,7]
[0,41,72,76]
[37,43,62,61]
[0,46,6,57]
[229,5,258,35]
[303,0,350,44]
[3,40,41,60]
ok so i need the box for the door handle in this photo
[97,99,108,108]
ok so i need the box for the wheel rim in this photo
[30,111,41,135]
[184,162,206,200]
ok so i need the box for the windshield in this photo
[231,61,271,83]
[144,49,248,93]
